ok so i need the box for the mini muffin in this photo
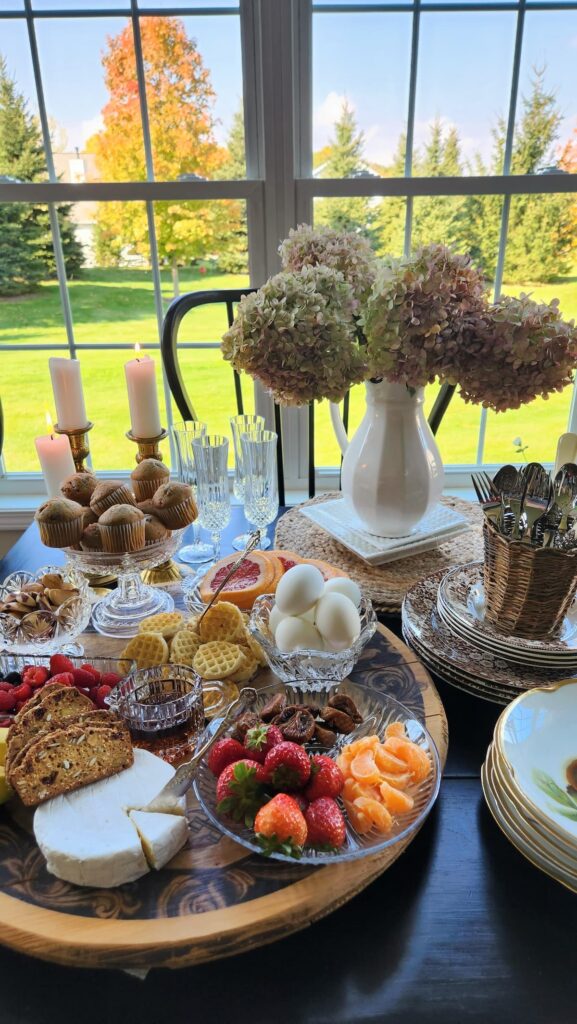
[80,506,98,530]
[152,482,198,529]
[35,497,84,548]
[131,458,170,501]
[137,498,157,517]
[60,471,98,507]
[99,504,145,553]
[91,480,136,517]
[143,514,170,546]
[80,523,104,552]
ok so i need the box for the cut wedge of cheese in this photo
[33,749,187,888]
[129,810,189,870]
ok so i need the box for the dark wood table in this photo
[1,508,576,1023]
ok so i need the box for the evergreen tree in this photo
[372,133,406,256]
[412,120,464,249]
[315,101,375,238]
[216,106,248,274]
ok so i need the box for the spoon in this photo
[492,464,519,536]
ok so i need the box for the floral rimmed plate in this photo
[194,679,441,866]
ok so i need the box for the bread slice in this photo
[7,687,94,769]
[13,682,68,723]
[6,710,115,783]
[10,720,134,807]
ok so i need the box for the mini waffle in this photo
[119,632,169,671]
[193,641,243,681]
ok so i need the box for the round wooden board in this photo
[0,623,447,971]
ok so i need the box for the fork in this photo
[522,464,553,542]
[471,473,501,527]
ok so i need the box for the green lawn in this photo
[2,265,577,473]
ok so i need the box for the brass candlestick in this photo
[127,426,182,586]
[54,421,94,472]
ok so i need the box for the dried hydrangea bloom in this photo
[221,265,367,405]
[279,224,377,305]
[455,294,577,412]
[362,243,487,388]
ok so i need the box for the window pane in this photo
[2,349,68,473]
[414,13,517,177]
[140,13,244,181]
[0,2,24,10]
[32,1,129,8]
[0,203,69,339]
[36,17,145,182]
[513,11,577,175]
[313,13,412,178]
[0,21,46,179]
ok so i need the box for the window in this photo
[1,0,576,499]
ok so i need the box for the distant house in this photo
[53,150,99,266]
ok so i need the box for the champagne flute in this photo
[240,429,279,550]
[191,434,231,563]
[171,422,214,564]
[230,414,265,551]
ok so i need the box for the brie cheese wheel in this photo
[129,810,189,870]
[33,749,187,888]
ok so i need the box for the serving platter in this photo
[0,593,447,970]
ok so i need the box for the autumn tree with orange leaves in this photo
[88,17,232,294]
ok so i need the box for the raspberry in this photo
[0,682,13,692]
[49,672,74,687]
[0,715,12,727]
[49,654,74,676]
[11,682,32,703]
[81,663,101,684]
[95,684,112,709]
[22,666,50,689]
[0,691,16,712]
[15,700,27,712]
[100,672,122,688]
[72,668,97,690]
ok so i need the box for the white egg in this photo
[269,604,287,635]
[275,563,325,616]
[315,592,361,651]
[323,576,362,609]
[274,615,325,653]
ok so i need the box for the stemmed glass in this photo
[240,429,279,550]
[230,414,265,551]
[171,421,214,564]
[191,434,231,563]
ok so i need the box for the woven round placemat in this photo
[275,492,484,614]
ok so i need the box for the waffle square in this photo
[242,629,267,668]
[138,611,184,640]
[119,632,169,671]
[170,629,202,666]
[193,641,243,680]
[199,601,246,643]
[228,647,259,683]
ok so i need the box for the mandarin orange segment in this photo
[379,780,415,814]
[379,770,412,789]
[344,800,372,835]
[354,797,393,833]
[385,722,406,739]
[374,746,409,774]
[384,737,431,783]
[350,750,381,785]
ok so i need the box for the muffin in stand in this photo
[80,523,104,551]
[131,458,170,501]
[137,498,157,517]
[35,497,84,548]
[99,504,145,553]
[91,481,136,517]
[80,507,98,530]
[144,514,170,546]
[61,471,98,507]
[152,482,197,529]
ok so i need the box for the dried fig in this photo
[260,693,287,722]
[320,706,356,734]
[313,723,339,747]
[271,703,303,727]
[327,693,363,724]
[230,710,261,743]
[280,709,316,743]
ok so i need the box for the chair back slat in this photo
[308,403,315,499]
[273,402,286,506]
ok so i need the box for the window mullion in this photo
[403,0,420,256]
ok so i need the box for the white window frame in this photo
[1,0,577,511]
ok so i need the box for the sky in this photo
[0,3,576,171]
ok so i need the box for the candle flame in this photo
[134,343,141,355]
[45,411,53,432]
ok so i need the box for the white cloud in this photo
[313,91,352,147]
[80,115,104,147]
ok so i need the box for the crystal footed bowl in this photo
[0,565,92,656]
[65,529,186,639]
[248,593,377,689]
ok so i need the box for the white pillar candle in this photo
[48,357,88,431]
[124,346,162,438]
[35,416,76,498]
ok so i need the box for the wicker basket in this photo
[483,521,577,639]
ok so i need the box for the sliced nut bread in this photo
[7,686,94,770]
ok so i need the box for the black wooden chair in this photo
[160,290,454,507]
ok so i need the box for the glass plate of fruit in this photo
[0,653,133,725]
[194,679,441,864]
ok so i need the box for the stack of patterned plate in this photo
[483,681,577,892]
[402,567,576,704]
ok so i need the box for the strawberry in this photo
[243,723,283,764]
[305,797,346,850]
[15,700,27,713]
[22,666,49,689]
[81,664,101,684]
[292,792,309,814]
[49,654,74,676]
[94,684,112,709]
[304,755,344,801]
[11,682,32,703]
[254,794,307,857]
[216,759,267,826]
[207,737,246,777]
[101,672,123,688]
[0,691,16,712]
[71,668,97,690]
[49,672,74,687]
[264,741,311,790]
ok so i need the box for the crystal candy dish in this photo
[0,565,91,656]
[195,679,441,865]
[65,530,186,639]
[248,593,377,688]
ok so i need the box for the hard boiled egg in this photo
[274,616,325,653]
[275,563,325,616]
[315,592,361,651]
[323,576,362,609]
[269,604,287,635]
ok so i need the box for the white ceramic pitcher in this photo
[330,380,444,537]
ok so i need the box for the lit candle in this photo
[35,413,76,498]
[48,357,88,431]
[124,344,162,438]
